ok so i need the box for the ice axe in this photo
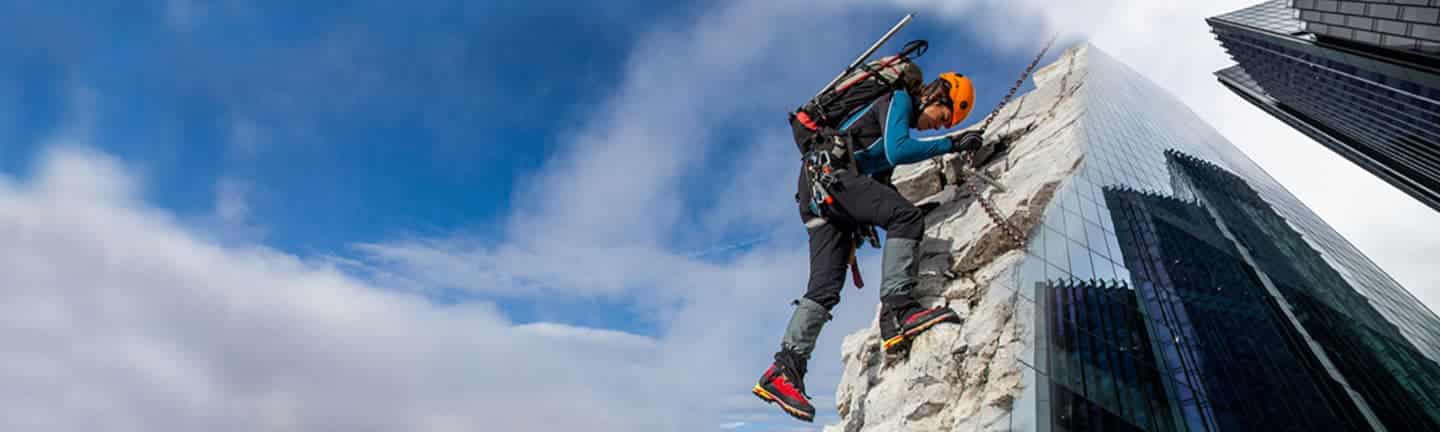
[959,164,1009,193]
[937,129,1010,193]
[806,14,928,104]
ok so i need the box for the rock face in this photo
[824,45,1088,432]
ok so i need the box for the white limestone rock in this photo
[892,158,946,203]
[826,45,1090,432]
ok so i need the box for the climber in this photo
[752,71,986,423]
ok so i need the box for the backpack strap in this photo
[856,62,895,89]
[794,110,821,132]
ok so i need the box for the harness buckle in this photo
[804,150,840,215]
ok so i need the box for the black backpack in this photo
[790,40,928,155]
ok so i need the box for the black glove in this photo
[949,130,985,154]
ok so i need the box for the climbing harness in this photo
[956,34,1057,248]
[803,146,841,217]
[800,132,879,290]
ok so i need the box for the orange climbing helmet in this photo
[923,72,976,129]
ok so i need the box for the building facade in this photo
[1207,0,1440,212]
[1292,0,1440,53]
[1018,44,1440,431]
[827,42,1440,432]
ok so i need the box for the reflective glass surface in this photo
[1007,44,1440,432]
[1292,0,1440,51]
[1209,1,1440,213]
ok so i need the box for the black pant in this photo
[798,168,924,310]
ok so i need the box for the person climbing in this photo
[751,69,986,423]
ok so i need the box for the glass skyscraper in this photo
[1001,43,1440,431]
[1291,0,1440,53]
[1206,0,1440,213]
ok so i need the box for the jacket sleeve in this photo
[881,90,953,167]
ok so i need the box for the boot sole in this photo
[752,384,814,422]
[882,334,909,352]
[882,312,959,352]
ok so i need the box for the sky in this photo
[1,1,1437,431]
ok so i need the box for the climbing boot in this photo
[755,298,828,422]
[881,298,959,353]
[898,304,959,342]
[753,349,815,422]
[879,303,907,353]
[878,236,923,353]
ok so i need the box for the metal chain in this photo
[963,152,1026,246]
[964,35,1058,248]
[980,35,1057,133]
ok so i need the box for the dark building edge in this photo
[1214,70,1440,213]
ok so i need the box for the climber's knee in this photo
[886,205,925,240]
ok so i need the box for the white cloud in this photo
[513,322,658,350]
[889,0,1117,49]
[719,421,747,430]
[0,147,726,431]
[368,0,925,300]
[203,176,267,244]
[214,177,250,224]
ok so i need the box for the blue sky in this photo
[4,1,1437,431]
[2,1,691,250]
[0,1,1050,335]
[0,1,1036,262]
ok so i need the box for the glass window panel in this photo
[1027,219,1047,257]
[1085,221,1113,261]
[1047,261,1069,281]
[1045,226,1071,275]
[1076,195,1098,226]
[1091,194,1110,226]
[1075,176,1097,202]
[1064,209,1089,245]
[1092,253,1118,281]
[1010,364,1041,432]
[1098,204,1117,234]
[1068,240,1096,280]
[1106,228,1124,261]
[1044,203,1067,233]
[1064,182,1084,214]
[1019,255,1047,302]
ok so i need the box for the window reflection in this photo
[1021,45,1440,431]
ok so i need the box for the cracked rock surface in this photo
[825,45,1088,432]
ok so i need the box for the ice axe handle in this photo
[810,14,914,102]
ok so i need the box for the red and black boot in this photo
[752,349,815,422]
[881,301,960,353]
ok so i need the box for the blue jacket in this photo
[840,89,953,177]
